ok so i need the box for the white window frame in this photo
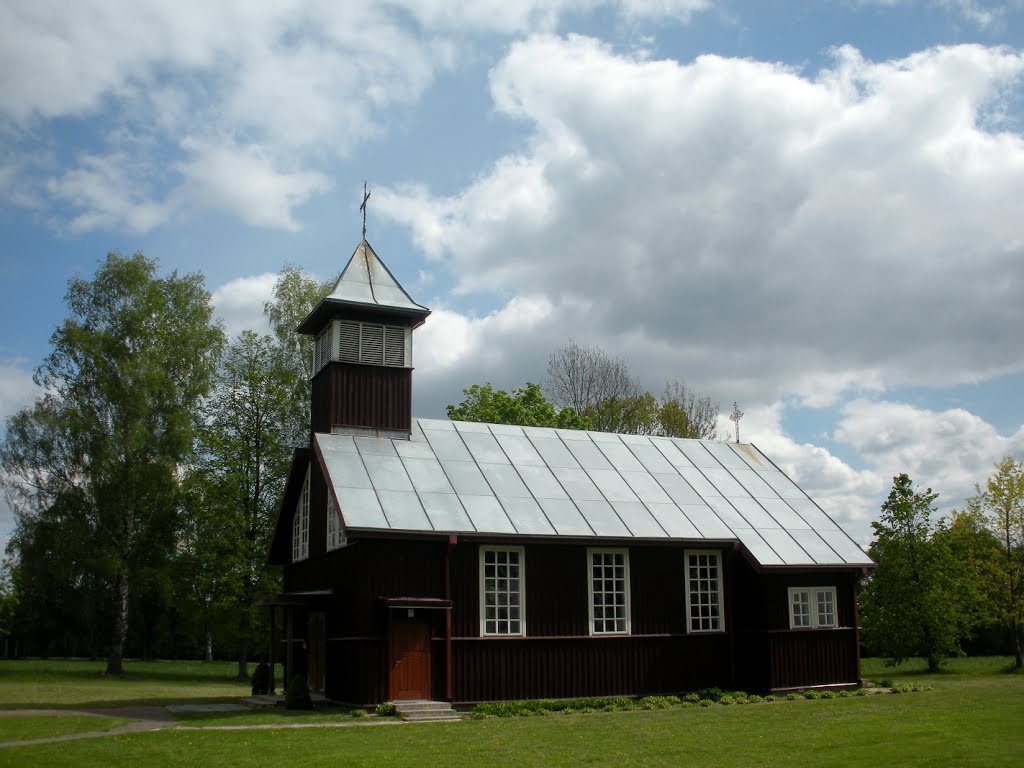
[788,587,838,629]
[291,467,310,562]
[479,546,525,637]
[587,548,631,636]
[326,492,345,551]
[684,550,725,633]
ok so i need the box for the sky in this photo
[1,0,1023,554]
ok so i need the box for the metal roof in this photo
[314,419,872,568]
[296,239,429,334]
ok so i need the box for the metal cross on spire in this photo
[360,181,371,239]
[730,401,744,444]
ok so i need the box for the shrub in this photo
[803,690,822,700]
[719,696,735,706]
[375,702,397,716]
[855,688,870,697]
[683,693,701,704]
[695,687,725,702]
[350,709,367,718]
[837,690,852,699]
[698,699,715,707]
[747,695,763,704]
[763,695,777,703]
[820,690,836,699]
[786,693,801,701]
[876,679,895,688]
[285,676,313,710]
[250,662,271,696]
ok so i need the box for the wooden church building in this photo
[266,238,874,706]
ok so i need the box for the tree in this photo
[545,339,643,433]
[186,331,292,678]
[860,474,965,671]
[966,457,1024,669]
[0,252,223,674]
[447,382,589,429]
[545,340,718,438]
[264,266,334,447]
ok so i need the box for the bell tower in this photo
[297,238,430,437]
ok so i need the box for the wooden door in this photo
[389,619,431,700]
[307,612,326,695]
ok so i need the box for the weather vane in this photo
[360,181,371,239]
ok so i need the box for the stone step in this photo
[392,700,452,713]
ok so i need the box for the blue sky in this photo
[1,0,1023,550]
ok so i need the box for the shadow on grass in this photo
[0,695,249,713]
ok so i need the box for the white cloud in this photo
[834,398,1024,502]
[382,37,1024,409]
[0,1,710,235]
[210,272,279,340]
[0,359,36,425]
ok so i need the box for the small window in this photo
[788,587,838,629]
[334,319,407,367]
[588,548,630,635]
[292,467,310,562]
[480,547,525,636]
[685,550,724,632]
[326,493,345,551]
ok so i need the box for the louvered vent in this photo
[314,324,333,374]
[359,323,385,365]
[384,326,405,367]
[338,320,360,363]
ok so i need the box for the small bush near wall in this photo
[285,676,313,710]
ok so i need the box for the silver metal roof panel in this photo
[312,423,871,568]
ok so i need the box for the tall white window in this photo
[480,547,524,636]
[326,493,344,551]
[588,549,630,635]
[685,550,724,632]
[292,467,310,562]
[788,587,837,629]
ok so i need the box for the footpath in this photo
[0,701,406,749]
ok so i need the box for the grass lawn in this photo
[0,656,1019,767]
[0,715,132,744]
[0,659,249,710]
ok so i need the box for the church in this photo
[265,235,873,707]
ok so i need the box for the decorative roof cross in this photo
[730,401,744,444]
[360,181,371,239]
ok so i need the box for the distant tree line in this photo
[861,461,1024,671]
[0,252,329,677]
[448,339,720,439]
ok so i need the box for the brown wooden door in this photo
[307,612,326,695]
[389,619,431,700]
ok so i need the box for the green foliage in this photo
[802,690,822,700]
[285,676,313,710]
[374,702,397,717]
[0,252,224,671]
[447,382,589,429]
[350,709,367,718]
[786,693,801,701]
[250,663,270,695]
[860,474,967,671]
[965,457,1024,669]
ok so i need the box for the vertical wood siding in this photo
[310,363,412,434]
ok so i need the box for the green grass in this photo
[0,660,250,710]
[0,656,1020,766]
[173,709,369,727]
[0,714,132,744]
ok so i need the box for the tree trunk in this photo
[205,628,213,662]
[1013,619,1023,670]
[236,609,251,681]
[106,568,129,676]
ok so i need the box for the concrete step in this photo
[392,700,461,721]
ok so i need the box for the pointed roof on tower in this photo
[296,239,430,335]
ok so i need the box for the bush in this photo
[683,693,701,703]
[803,690,822,700]
[786,693,801,701]
[820,690,836,699]
[285,676,313,710]
[695,687,725,702]
[375,702,397,716]
[698,699,715,707]
[763,695,777,703]
[747,695,763,704]
[855,688,870,697]
[350,709,367,718]
[250,662,270,696]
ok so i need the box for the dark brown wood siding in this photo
[280,533,862,703]
[310,362,412,435]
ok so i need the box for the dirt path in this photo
[0,705,410,748]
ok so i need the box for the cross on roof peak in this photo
[360,181,371,239]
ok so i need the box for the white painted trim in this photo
[586,547,631,636]
[684,550,725,633]
[787,586,838,629]
[292,466,310,562]
[479,545,526,637]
